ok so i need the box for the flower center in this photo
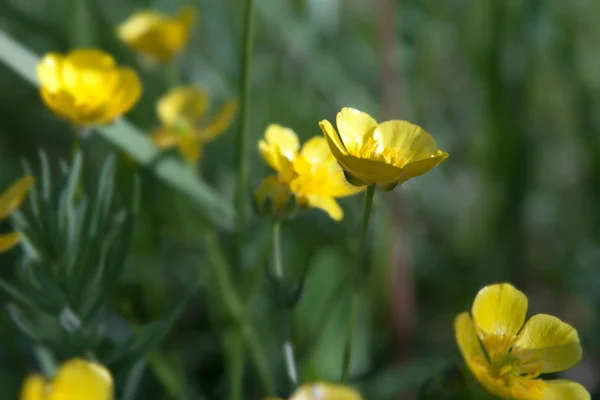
[346,138,406,166]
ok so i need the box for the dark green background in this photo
[0,0,598,398]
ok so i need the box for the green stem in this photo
[272,222,298,386]
[226,329,245,400]
[234,0,256,260]
[340,184,376,382]
[202,230,276,395]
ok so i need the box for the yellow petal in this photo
[37,53,64,92]
[371,120,438,163]
[454,312,487,373]
[20,374,46,400]
[515,314,582,373]
[290,382,363,400]
[104,67,141,123]
[0,232,22,253]
[305,195,343,221]
[319,119,348,155]
[48,359,113,400]
[0,176,34,219]
[151,128,181,148]
[335,107,377,148]
[471,283,528,340]
[300,136,333,164]
[259,125,299,182]
[543,380,590,400]
[157,87,210,127]
[264,124,299,161]
[200,99,237,141]
[397,150,449,183]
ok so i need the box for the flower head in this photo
[20,358,113,400]
[455,283,590,400]
[117,6,196,63]
[258,124,363,221]
[319,107,448,190]
[37,49,141,126]
[264,382,363,400]
[0,176,33,253]
[151,86,236,164]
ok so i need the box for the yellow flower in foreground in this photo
[20,358,113,400]
[117,6,196,63]
[455,283,590,400]
[259,124,363,221]
[37,49,141,126]
[151,86,237,164]
[0,176,33,253]
[319,107,448,190]
[264,382,363,400]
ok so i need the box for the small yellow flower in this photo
[0,176,33,253]
[20,358,113,400]
[319,107,448,190]
[455,283,590,400]
[37,49,141,127]
[151,86,237,164]
[263,382,363,400]
[259,124,363,221]
[116,6,197,63]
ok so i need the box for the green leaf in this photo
[103,284,198,365]
[0,31,235,230]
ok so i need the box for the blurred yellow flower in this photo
[319,107,448,190]
[0,176,33,253]
[259,124,363,221]
[455,283,590,400]
[151,86,237,164]
[20,358,113,400]
[117,6,197,63]
[37,49,141,127]
[263,382,363,400]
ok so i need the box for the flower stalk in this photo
[272,222,299,386]
[340,184,375,382]
[202,230,276,395]
[235,0,256,254]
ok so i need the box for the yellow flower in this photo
[259,124,363,221]
[37,49,141,126]
[151,86,237,164]
[116,6,196,63]
[20,358,113,400]
[319,107,448,190]
[264,382,363,400]
[455,283,590,400]
[0,176,33,253]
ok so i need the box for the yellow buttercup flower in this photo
[20,358,113,400]
[0,176,33,253]
[319,107,448,190]
[117,6,196,63]
[151,86,237,164]
[264,382,363,400]
[37,49,141,127]
[258,124,363,221]
[455,283,590,400]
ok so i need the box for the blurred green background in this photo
[1,0,599,398]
